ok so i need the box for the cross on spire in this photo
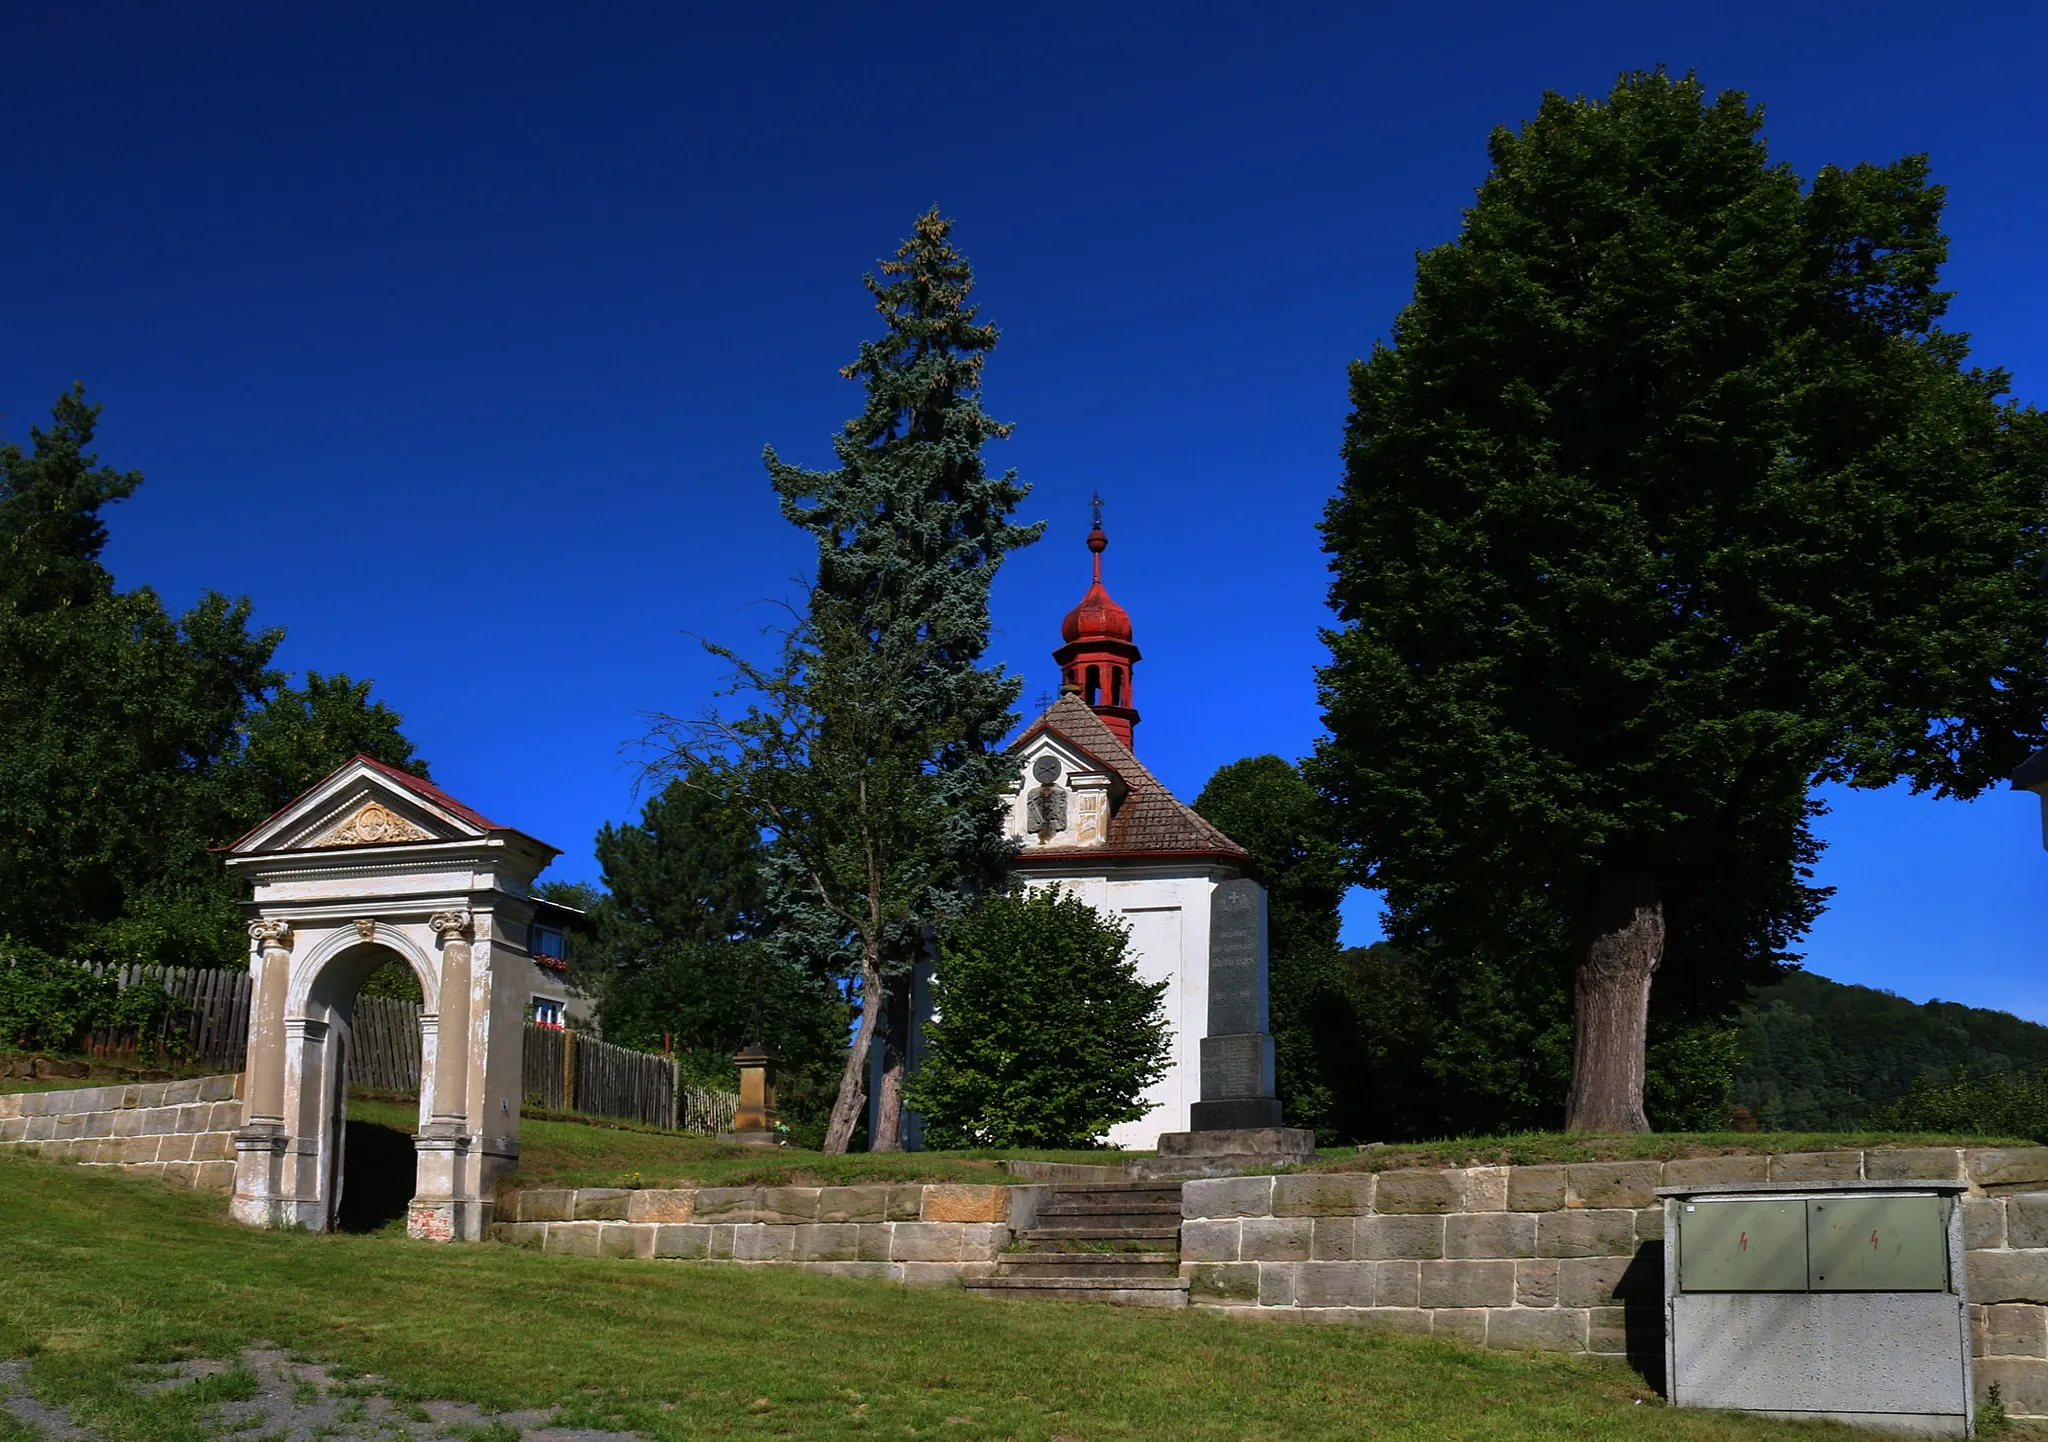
[1090,490,1104,529]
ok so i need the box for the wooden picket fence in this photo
[78,963,737,1134]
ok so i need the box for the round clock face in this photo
[1032,755,1062,785]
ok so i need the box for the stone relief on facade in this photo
[1077,790,1105,844]
[311,801,432,849]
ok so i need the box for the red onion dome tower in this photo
[1054,496,1142,749]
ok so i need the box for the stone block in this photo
[804,1261,901,1282]
[1375,1170,1462,1214]
[111,1110,145,1139]
[546,1223,603,1257]
[0,1095,17,1120]
[24,1116,53,1142]
[733,1225,797,1262]
[598,1224,639,1258]
[190,1132,233,1162]
[1507,1167,1567,1212]
[85,1111,117,1136]
[160,1161,197,1187]
[0,1117,24,1143]
[1258,1263,1297,1306]
[2008,1196,2048,1250]
[1240,1217,1313,1262]
[1588,1305,1628,1355]
[1292,1261,1376,1308]
[1463,1166,1509,1212]
[1357,1214,1444,1260]
[1661,1155,1769,1189]
[154,1134,195,1163]
[1488,1307,1587,1351]
[759,1187,821,1224]
[1974,1251,2048,1305]
[1977,1357,2048,1418]
[1864,1147,1964,1181]
[195,1159,234,1192]
[1431,1309,1488,1345]
[885,1186,926,1221]
[1567,1163,1660,1209]
[692,1187,763,1223]
[1375,1260,1421,1308]
[1180,1219,1241,1262]
[1186,1262,1261,1303]
[1769,1151,1861,1184]
[163,1079,203,1105]
[1635,1207,1664,1242]
[1964,1197,2007,1250]
[206,1102,242,1131]
[52,1113,84,1140]
[1969,1150,2048,1191]
[962,1223,1010,1259]
[1516,1260,1559,1307]
[573,1189,630,1221]
[120,1135,162,1165]
[797,1223,861,1262]
[132,1084,166,1109]
[653,1224,711,1259]
[1419,1259,1515,1309]
[1980,1303,2048,1358]
[890,1223,964,1262]
[920,1184,1007,1223]
[626,1189,695,1224]
[817,1185,892,1223]
[1272,1173,1375,1217]
[1537,1210,1637,1259]
[1557,1255,1632,1308]
[857,1224,894,1262]
[904,1262,984,1286]
[1311,1216,1356,1261]
[1355,1308,1432,1336]
[1444,1212,1536,1259]
[705,1224,737,1259]
[199,1074,237,1102]
[1184,1175,1273,1219]
[179,1104,216,1134]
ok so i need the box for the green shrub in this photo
[0,942,183,1054]
[906,887,1170,1149]
[1870,1070,2048,1141]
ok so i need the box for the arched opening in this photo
[1110,667,1123,706]
[302,942,432,1233]
[1085,664,1100,707]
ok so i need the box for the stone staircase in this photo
[965,1180,1187,1307]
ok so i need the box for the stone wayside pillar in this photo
[230,920,294,1227]
[410,910,476,1242]
[1152,879,1313,1174]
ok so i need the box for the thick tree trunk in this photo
[823,952,884,1154]
[870,983,910,1152]
[1564,869,1664,1134]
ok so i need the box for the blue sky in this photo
[4,4,2044,1017]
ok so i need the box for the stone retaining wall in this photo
[491,1182,1047,1284]
[0,1075,244,1192]
[1180,1147,2048,1419]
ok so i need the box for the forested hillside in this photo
[1733,971,2048,1128]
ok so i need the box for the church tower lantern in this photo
[1054,495,1141,749]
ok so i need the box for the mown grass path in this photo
[0,1153,1920,1441]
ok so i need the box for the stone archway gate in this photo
[222,755,559,1241]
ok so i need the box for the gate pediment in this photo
[228,755,514,856]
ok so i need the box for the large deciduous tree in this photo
[1315,70,2048,1133]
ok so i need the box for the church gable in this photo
[228,756,495,856]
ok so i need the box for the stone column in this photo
[230,920,293,1227]
[410,910,475,1242]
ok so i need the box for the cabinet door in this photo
[1677,1199,1808,1291]
[1807,1196,1948,1292]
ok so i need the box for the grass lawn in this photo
[0,1152,1941,1442]
[1309,1130,2032,1172]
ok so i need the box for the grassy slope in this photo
[2,1152,1913,1442]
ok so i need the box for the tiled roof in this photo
[354,755,507,833]
[1010,694,1250,863]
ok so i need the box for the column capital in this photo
[429,910,473,941]
[248,919,293,949]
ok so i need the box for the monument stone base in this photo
[1137,1124,1317,1178]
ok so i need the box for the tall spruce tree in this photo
[1315,71,2048,1132]
[654,211,1039,1151]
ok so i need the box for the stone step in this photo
[965,1276,1188,1308]
[1032,1212,1181,1231]
[998,1253,1180,1279]
[1041,1194,1182,1213]
[1016,1226,1180,1244]
[1047,1181,1184,1196]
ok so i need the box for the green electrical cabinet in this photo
[1664,1181,1970,1435]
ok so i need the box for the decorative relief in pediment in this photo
[310,801,434,848]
